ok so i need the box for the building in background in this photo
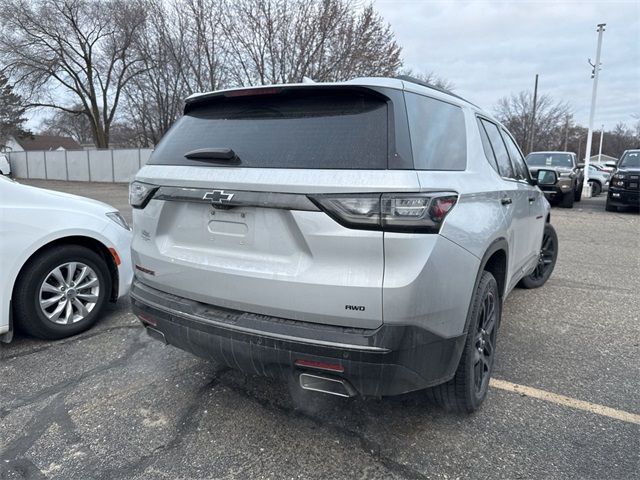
[4,134,82,152]
[590,153,618,163]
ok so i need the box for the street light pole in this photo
[598,125,604,162]
[582,23,606,199]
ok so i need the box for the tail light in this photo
[309,192,458,233]
[294,359,344,372]
[129,181,158,209]
[224,87,282,97]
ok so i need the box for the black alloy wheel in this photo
[425,271,501,412]
[473,289,497,396]
[519,223,558,289]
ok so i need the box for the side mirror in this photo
[537,169,558,186]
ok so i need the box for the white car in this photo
[0,153,10,176]
[0,177,132,341]
[587,165,610,196]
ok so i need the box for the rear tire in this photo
[518,223,558,289]
[13,245,111,340]
[561,191,574,208]
[590,181,602,197]
[425,271,500,413]
[574,184,582,202]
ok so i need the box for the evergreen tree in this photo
[0,72,28,148]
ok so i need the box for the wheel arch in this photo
[462,238,508,335]
[11,235,119,309]
[590,178,602,185]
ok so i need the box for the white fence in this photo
[8,149,153,183]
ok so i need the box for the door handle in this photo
[528,196,535,203]
[501,197,513,205]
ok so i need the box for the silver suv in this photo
[129,77,558,412]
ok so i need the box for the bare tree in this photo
[495,91,571,154]
[122,0,231,145]
[0,0,148,148]
[177,0,230,93]
[120,0,403,144]
[631,113,640,142]
[123,1,187,146]
[221,0,402,86]
[39,106,93,144]
[603,122,639,158]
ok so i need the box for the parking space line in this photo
[490,378,640,425]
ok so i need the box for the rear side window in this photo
[150,89,388,169]
[405,92,467,170]
[480,119,514,178]
[501,130,529,181]
[477,119,499,173]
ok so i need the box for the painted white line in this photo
[490,378,640,425]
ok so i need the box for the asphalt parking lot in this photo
[2,179,639,480]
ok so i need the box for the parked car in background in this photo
[606,149,640,212]
[129,76,558,413]
[0,153,10,176]
[525,151,584,208]
[591,161,616,174]
[587,164,610,196]
[0,176,133,342]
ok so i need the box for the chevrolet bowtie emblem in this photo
[203,190,235,204]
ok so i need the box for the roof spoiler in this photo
[183,84,391,112]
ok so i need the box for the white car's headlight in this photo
[129,181,158,209]
[106,212,131,231]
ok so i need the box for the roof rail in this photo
[395,75,477,107]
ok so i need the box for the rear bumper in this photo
[607,188,640,207]
[130,280,465,396]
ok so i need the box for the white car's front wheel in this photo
[14,245,111,339]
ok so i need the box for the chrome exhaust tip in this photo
[144,326,167,344]
[299,373,357,398]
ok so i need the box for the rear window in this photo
[149,89,388,169]
[525,153,574,168]
[405,92,467,170]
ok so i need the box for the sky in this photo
[374,0,640,129]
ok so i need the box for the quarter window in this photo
[501,130,529,181]
[479,119,514,179]
[477,119,499,173]
[405,92,467,170]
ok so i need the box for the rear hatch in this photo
[132,86,419,329]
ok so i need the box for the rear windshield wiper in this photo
[184,148,240,163]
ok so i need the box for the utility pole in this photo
[563,114,570,151]
[582,23,606,199]
[597,125,604,162]
[528,74,539,154]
